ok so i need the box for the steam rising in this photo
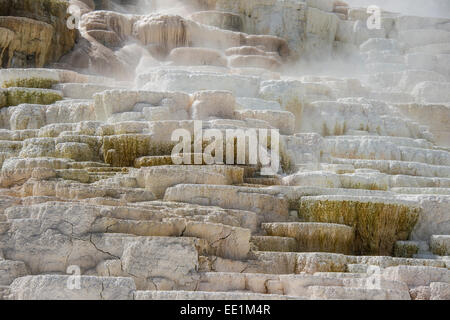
[71,0,450,84]
[346,0,450,18]
[111,0,197,17]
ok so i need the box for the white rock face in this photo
[120,237,199,290]
[383,266,449,288]
[0,0,449,301]
[9,275,136,300]
[412,82,450,103]
[0,260,28,286]
[93,90,191,121]
[191,90,236,120]
[430,282,450,300]
[132,165,244,198]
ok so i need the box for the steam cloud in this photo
[346,0,450,18]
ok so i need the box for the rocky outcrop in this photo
[59,10,289,79]
[0,0,77,68]
[0,0,449,301]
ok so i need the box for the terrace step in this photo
[164,184,289,219]
[8,275,135,300]
[394,241,425,258]
[430,235,450,256]
[103,220,251,260]
[307,286,410,300]
[52,83,123,100]
[283,169,450,190]
[189,271,410,298]
[251,236,298,252]
[261,222,355,254]
[325,136,450,166]
[135,290,301,300]
[0,260,28,286]
[331,158,450,178]
[1,0,450,301]
[244,177,282,186]
[0,87,63,107]
[244,252,447,275]
[298,195,421,255]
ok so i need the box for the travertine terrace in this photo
[0,0,449,300]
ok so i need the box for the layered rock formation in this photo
[0,0,77,68]
[0,0,449,300]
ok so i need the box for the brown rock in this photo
[0,0,77,67]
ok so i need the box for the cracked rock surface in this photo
[0,0,449,300]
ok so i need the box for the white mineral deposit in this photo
[0,0,448,301]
